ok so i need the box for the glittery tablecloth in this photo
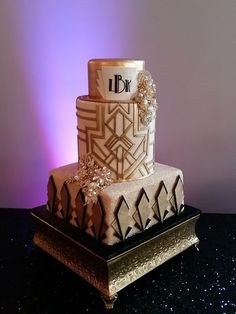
[0,208,235,314]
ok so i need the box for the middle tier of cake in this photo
[76,96,156,181]
[47,163,184,245]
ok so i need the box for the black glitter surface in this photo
[0,208,235,314]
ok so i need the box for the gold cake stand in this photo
[31,205,200,309]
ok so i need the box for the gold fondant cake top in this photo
[88,59,145,101]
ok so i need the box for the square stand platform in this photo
[31,205,200,309]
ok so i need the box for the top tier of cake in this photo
[88,59,145,101]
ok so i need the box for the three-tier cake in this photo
[32,59,200,309]
[47,59,184,245]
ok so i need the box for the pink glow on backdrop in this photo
[0,0,132,207]
[12,1,129,166]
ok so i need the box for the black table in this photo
[0,208,235,314]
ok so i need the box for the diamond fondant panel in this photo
[112,196,130,241]
[134,188,150,230]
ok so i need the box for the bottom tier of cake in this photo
[47,163,184,245]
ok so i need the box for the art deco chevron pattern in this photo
[47,175,184,245]
[77,99,155,180]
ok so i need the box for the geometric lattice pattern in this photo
[77,98,155,181]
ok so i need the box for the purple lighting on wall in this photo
[12,1,126,167]
[0,0,129,207]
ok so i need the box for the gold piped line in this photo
[77,114,97,121]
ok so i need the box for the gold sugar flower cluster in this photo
[67,154,113,204]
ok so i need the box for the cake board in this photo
[31,205,200,309]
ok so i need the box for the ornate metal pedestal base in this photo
[31,205,200,309]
